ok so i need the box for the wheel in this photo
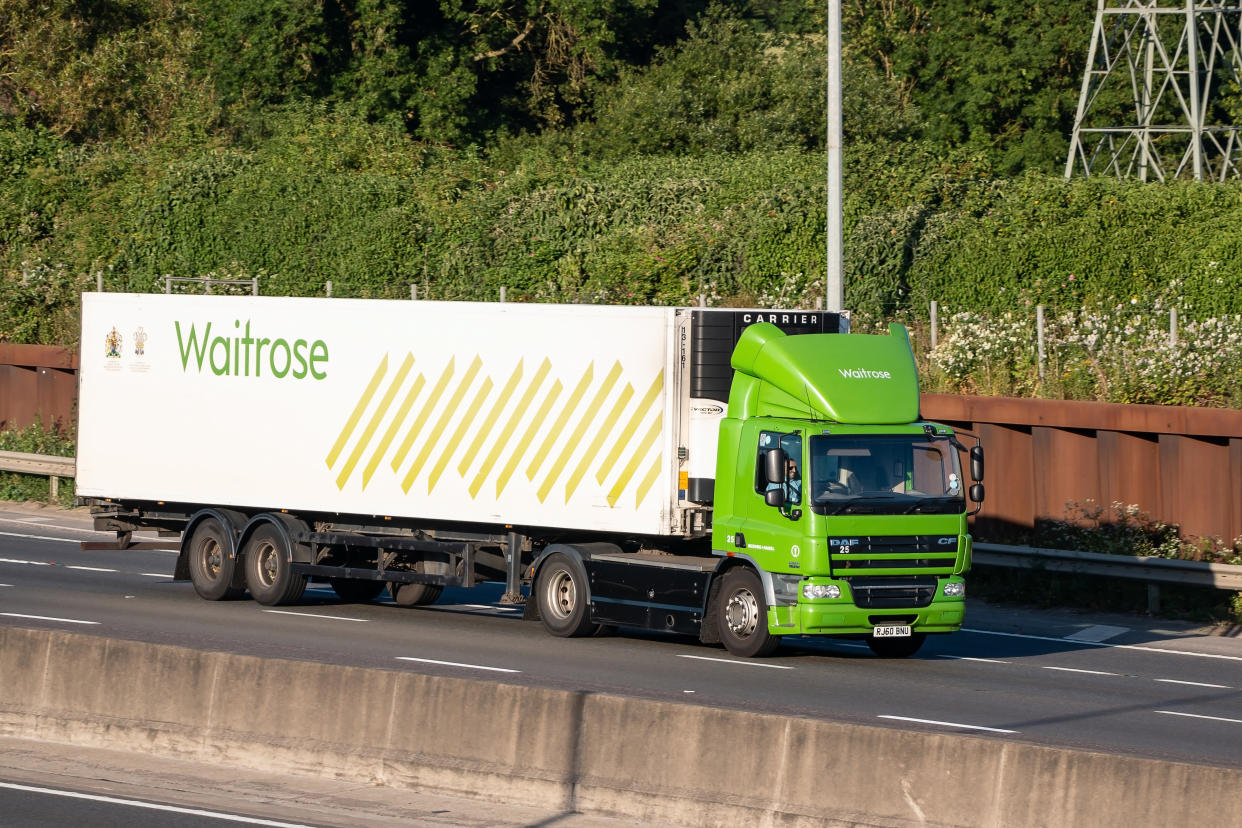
[387,581,444,606]
[330,578,385,602]
[243,524,307,606]
[866,632,926,658]
[186,518,244,600]
[716,568,779,657]
[535,553,599,637]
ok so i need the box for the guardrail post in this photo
[49,475,58,499]
[1147,583,1161,615]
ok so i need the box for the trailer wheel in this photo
[388,582,444,606]
[186,518,244,601]
[866,632,926,659]
[330,578,385,603]
[536,553,598,637]
[243,525,307,606]
[717,568,779,657]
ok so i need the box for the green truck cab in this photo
[709,321,983,657]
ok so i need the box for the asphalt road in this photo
[3,503,1242,772]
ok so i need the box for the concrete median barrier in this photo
[1,626,1240,827]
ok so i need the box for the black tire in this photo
[716,568,779,657]
[866,632,926,658]
[535,553,599,637]
[243,524,307,606]
[330,578,386,603]
[186,518,244,601]
[388,582,444,606]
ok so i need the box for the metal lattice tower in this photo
[1065,0,1242,181]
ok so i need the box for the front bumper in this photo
[767,575,966,636]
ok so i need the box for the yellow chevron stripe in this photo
[597,370,664,484]
[472,359,551,498]
[635,454,663,507]
[391,358,456,472]
[401,356,483,492]
[364,372,426,487]
[459,360,524,478]
[538,361,623,502]
[326,355,388,468]
[526,364,594,481]
[496,378,562,497]
[607,413,662,507]
[335,353,415,490]
[563,381,634,503]
[428,376,494,490]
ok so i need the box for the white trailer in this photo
[77,294,845,635]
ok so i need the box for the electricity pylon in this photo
[1065,0,1242,181]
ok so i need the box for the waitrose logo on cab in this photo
[175,320,329,380]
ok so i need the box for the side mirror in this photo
[765,488,786,508]
[764,448,786,485]
[970,483,984,504]
[969,445,984,482]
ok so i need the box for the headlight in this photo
[802,583,841,600]
[943,581,965,597]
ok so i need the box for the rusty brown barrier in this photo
[1,347,1238,544]
[923,393,1242,544]
[0,344,77,432]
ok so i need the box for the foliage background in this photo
[2,0,1241,404]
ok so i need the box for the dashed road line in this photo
[1155,679,1233,689]
[938,655,1012,664]
[1156,710,1242,725]
[0,612,99,625]
[677,654,794,669]
[1040,666,1121,677]
[879,715,1017,734]
[262,609,368,622]
[396,656,520,673]
[65,565,117,573]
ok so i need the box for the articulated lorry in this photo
[77,294,983,657]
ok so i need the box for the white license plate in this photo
[872,625,912,638]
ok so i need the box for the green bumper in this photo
[767,576,966,636]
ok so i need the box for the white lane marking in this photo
[938,655,1012,664]
[0,583,11,587]
[677,654,794,670]
[262,609,368,622]
[1156,710,1242,725]
[0,529,107,543]
[1041,666,1120,677]
[1065,624,1130,643]
[65,565,117,573]
[0,781,316,827]
[141,572,173,578]
[1155,679,1233,689]
[0,557,50,566]
[963,627,1242,663]
[0,612,99,625]
[396,656,520,673]
[464,603,522,612]
[879,715,1018,734]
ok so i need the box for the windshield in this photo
[808,434,964,514]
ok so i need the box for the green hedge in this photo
[3,111,1241,355]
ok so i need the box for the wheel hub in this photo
[724,589,759,637]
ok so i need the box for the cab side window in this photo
[753,431,802,504]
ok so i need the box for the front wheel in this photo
[867,632,926,658]
[716,568,779,657]
[535,553,599,637]
[243,525,307,606]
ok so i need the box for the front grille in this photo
[847,576,938,609]
[828,535,958,576]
